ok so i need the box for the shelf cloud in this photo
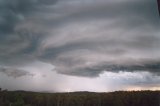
[0,0,159,91]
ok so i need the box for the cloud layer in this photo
[0,0,159,76]
[0,0,159,91]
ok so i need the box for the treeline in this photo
[0,89,159,106]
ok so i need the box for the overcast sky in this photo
[0,0,159,92]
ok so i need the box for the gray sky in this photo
[0,0,159,92]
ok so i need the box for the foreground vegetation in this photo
[0,89,159,106]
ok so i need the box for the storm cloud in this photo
[0,0,159,91]
[0,66,33,78]
[39,0,160,77]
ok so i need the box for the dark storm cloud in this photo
[0,0,57,34]
[0,66,33,78]
[68,0,158,26]
[52,58,160,77]
[0,0,58,65]
[0,0,159,78]
[42,0,160,77]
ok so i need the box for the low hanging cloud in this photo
[0,66,34,78]
[0,0,159,78]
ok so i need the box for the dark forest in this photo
[0,89,159,106]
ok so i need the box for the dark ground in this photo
[0,89,160,106]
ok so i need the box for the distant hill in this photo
[0,90,159,106]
